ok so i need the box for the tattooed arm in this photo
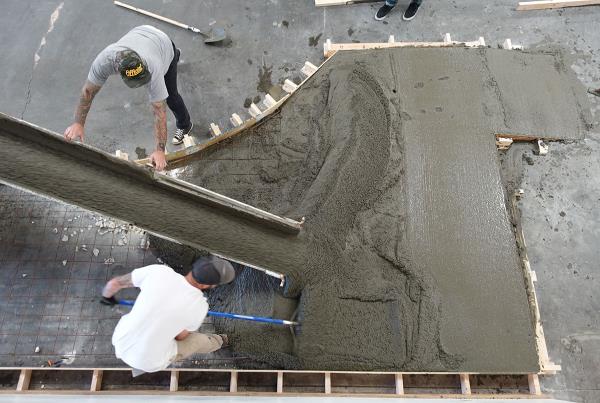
[64,80,101,142]
[149,100,168,170]
[102,273,134,299]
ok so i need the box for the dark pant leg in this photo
[164,43,191,130]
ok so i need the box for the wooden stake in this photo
[230,113,243,127]
[248,103,262,118]
[170,370,179,392]
[528,374,541,395]
[277,371,284,393]
[388,35,395,43]
[263,94,277,109]
[115,150,129,160]
[90,369,103,392]
[209,123,221,137]
[301,61,318,77]
[394,373,404,395]
[283,79,299,93]
[16,369,31,392]
[460,373,471,395]
[443,33,452,43]
[229,371,238,393]
[324,371,331,394]
[182,135,195,148]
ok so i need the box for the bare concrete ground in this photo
[0,0,598,401]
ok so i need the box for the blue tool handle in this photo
[117,299,297,326]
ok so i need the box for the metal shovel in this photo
[114,1,227,44]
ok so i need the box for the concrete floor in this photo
[0,0,598,401]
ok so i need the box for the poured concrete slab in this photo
[0,47,591,373]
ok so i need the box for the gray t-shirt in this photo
[87,25,174,102]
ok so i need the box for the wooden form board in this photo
[517,0,600,10]
[315,0,377,6]
[510,191,561,374]
[2,367,543,397]
[323,36,486,58]
[135,56,335,170]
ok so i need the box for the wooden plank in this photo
[229,371,238,393]
[315,0,378,6]
[528,374,541,395]
[16,369,31,392]
[323,38,486,58]
[517,0,600,10]
[277,371,284,393]
[394,373,404,395]
[459,373,471,395]
[90,369,103,392]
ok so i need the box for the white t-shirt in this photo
[112,265,208,372]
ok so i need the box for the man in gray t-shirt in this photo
[64,25,193,170]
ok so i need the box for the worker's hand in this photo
[64,123,85,142]
[150,150,167,171]
[100,296,118,306]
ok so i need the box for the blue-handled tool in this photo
[117,299,298,326]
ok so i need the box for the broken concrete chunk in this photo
[62,260,67,266]
[104,257,115,265]
[93,248,100,257]
[35,346,40,353]
[61,235,69,242]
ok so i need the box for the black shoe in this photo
[588,88,600,97]
[172,123,194,145]
[375,4,394,21]
[403,2,421,20]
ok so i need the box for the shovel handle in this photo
[114,1,190,31]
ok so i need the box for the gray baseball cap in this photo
[191,256,235,285]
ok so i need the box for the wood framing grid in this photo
[2,367,545,397]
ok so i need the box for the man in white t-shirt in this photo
[100,255,235,373]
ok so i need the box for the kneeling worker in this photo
[101,256,235,374]
[64,25,194,170]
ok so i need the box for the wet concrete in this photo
[180,47,591,372]
[1,46,592,372]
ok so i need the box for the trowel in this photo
[114,1,227,44]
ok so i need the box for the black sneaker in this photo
[375,4,394,21]
[588,88,600,97]
[172,123,194,145]
[403,1,421,21]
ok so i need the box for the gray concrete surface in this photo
[0,0,598,401]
